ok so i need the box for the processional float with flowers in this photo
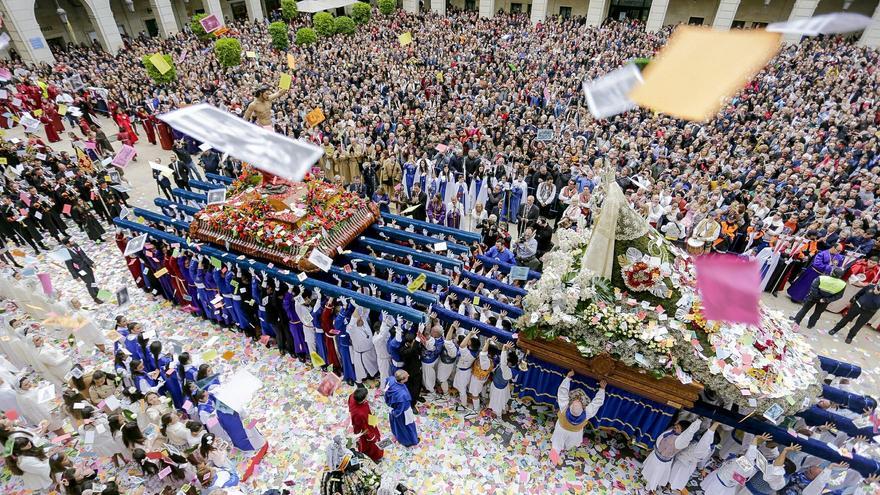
[517,170,822,417]
[188,166,380,272]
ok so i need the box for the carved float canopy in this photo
[517,336,704,409]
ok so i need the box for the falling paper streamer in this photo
[159,104,323,182]
[582,64,643,119]
[694,254,761,326]
[628,26,781,122]
[767,12,873,36]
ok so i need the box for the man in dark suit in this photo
[404,183,427,221]
[517,195,540,234]
[63,238,101,303]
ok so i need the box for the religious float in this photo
[115,164,880,476]
[189,167,380,272]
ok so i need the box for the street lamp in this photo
[124,0,135,12]
[56,3,77,44]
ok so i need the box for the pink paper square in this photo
[206,416,220,428]
[694,254,761,326]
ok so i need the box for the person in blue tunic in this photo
[403,158,417,197]
[333,299,357,384]
[226,268,247,330]
[203,263,222,321]
[176,352,198,383]
[251,274,276,339]
[118,322,148,364]
[281,288,308,360]
[384,370,419,447]
[387,324,405,374]
[194,390,264,452]
[192,258,217,322]
[215,265,234,327]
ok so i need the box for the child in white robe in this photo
[16,376,62,431]
[7,436,52,491]
[372,313,394,388]
[550,371,606,456]
[31,335,71,389]
[66,298,109,352]
[668,421,719,491]
[642,419,701,491]
[700,433,771,495]
[347,306,379,384]
[436,322,459,395]
[452,329,479,408]
[487,342,515,416]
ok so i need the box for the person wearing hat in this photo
[791,267,846,329]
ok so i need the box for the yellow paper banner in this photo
[149,53,172,75]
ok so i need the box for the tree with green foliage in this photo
[141,54,176,84]
[333,16,356,35]
[296,27,318,45]
[268,21,290,50]
[280,0,298,20]
[313,12,335,37]
[214,38,242,67]
[191,13,212,40]
[378,0,396,15]
[351,2,371,24]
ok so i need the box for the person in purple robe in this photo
[384,370,419,447]
[788,244,844,303]
[445,195,465,229]
[427,193,446,224]
[282,288,309,360]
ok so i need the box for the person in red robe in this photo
[163,249,189,307]
[39,113,60,142]
[78,116,91,135]
[44,103,64,133]
[320,298,342,372]
[115,231,145,289]
[137,108,157,145]
[156,119,174,150]
[347,387,384,462]
[113,109,138,144]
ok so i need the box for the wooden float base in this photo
[517,336,704,409]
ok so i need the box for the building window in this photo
[752,21,768,28]
[731,20,746,28]
[688,16,704,25]
[511,2,522,12]
[465,0,476,11]
[559,6,572,17]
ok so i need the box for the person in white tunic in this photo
[294,288,319,366]
[31,335,71,389]
[700,433,770,494]
[550,371,606,456]
[0,316,30,370]
[6,436,53,491]
[487,342,515,416]
[347,306,379,384]
[15,376,62,431]
[77,406,122,458]
[66,298,109,353]
[436,322,459,395]
[452,329,480,408]
[420,323,444,394]
[161,411,191,447]
[668,421,720,491]
[738,443,801,495]
[642,419,701,491]
[372,312,395,388]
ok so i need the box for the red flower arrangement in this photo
[621,261,662,292]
